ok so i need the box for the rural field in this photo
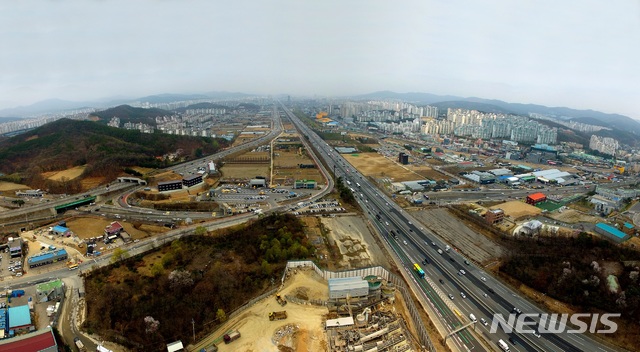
[0,181,29,191]
[43,165,86,181]
[220,164,270,180]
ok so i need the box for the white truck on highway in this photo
[498,339,510,351]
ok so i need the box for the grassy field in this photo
[0,181,29,191]
[43,165,86,181]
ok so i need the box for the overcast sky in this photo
[1,1,639,117]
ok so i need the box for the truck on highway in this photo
[223,330,241,344]
[269,311,288,321]
[74,337,87,352]
[498,339,510,351]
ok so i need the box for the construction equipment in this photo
[268,311,288,321]
[275,294,287,306]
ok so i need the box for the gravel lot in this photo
[411,208,504,265]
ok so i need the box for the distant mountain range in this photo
[354,91,640,136]
[0,91,254,117]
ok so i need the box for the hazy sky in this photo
[1,1,639,117]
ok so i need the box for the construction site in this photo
[191,265,423,352]
[318,275,415,352]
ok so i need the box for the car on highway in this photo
[460,292,466,299]
[488,288,495,294]
[481,276,487,281]
[448,294,454,300]
[402,240,408,245]
[439,279,444,284]
[480,318,488,326]
[464,260,470,265]
[431,241,436,246]
[533,330,541,338]
[459,269,466,275]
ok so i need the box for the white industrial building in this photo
[328,276,369,299]
[531,169,575,185]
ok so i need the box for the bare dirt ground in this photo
[0,181,29,191]
[344,153,423,182]
[410,208,503,265]
[321,215,390,269]
[44,165,86,181]
[490,200,542,220]
[546,208,601,224]
[192,268,330,352]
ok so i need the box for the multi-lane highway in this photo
[280,102,620,352]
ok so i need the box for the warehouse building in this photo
[158,180,183,192]
[249,178,267,188]
[0,327,57,351]
[8,305,32,334]
[182,174,203,188]
[27,249,68,268]
[328,276,369,299]
[594,223,630,244]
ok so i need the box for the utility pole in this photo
[192,318,195,342]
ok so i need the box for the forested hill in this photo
[0,118,228,179]
[89,105,173,126]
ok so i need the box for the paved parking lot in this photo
[0,246,24,281]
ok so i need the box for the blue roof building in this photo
[51,225,69,235]
[0,308,6,334]
[594,223,630,243]
[27,249,68,268]
[8,305,31,331]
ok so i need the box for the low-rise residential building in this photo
[36,279,65,303]
[182,175,203,188]
[158,180,183,192]
[485,209,504,224]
